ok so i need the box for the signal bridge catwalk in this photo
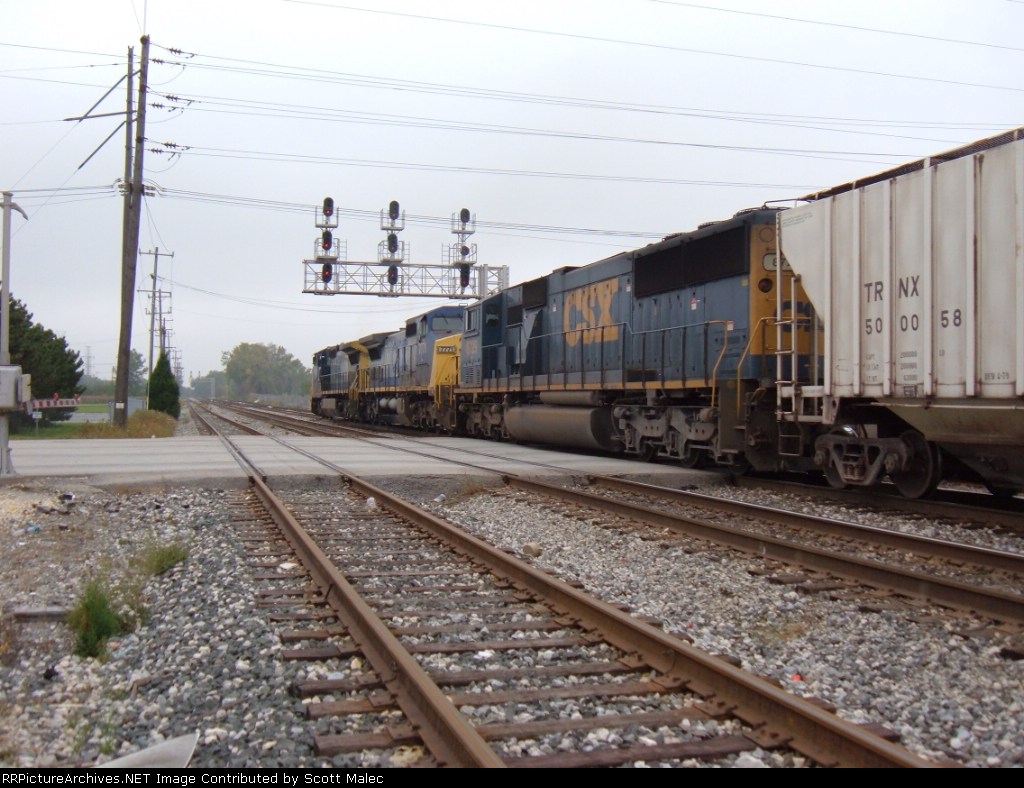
[303,258,509,300]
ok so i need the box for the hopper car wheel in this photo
[892,430,942,499]
[823,464,847,490]
[680,444,705,469]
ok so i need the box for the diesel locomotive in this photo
[312,127,1024,498]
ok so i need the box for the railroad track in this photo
[505,475,1024,625]
[203,408,930,766]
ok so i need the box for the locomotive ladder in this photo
[774,270,824,457]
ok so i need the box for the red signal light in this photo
[459,263,471,289]
[322,197,334,218]
[387,266,399,286]
[321,263,332,283]
[321,230,333,251]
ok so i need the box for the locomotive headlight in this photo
[758,278,773,293]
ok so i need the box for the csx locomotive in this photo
[313,127,1024,498]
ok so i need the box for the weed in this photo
[139,541,189,577]
[66,581,126,659]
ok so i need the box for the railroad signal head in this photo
[322,197,334,218]
[321,262,332,283]
[388,200,400,222]
[460,208,471,225]
[460,244,470,258]
[387,232,399,254]
[387,265,399,286]
[321,230,333,252]
[459,263,471,289]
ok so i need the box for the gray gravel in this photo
[419,485,1024,767]
[2,459,1021,767]
[0,485,330,768]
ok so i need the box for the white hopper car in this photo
[778,127,1024,497]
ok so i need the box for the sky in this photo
[2,0,1022,384]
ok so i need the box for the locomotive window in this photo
[634,225,747,297]
[466,308,478,332]
[431,315,463,332]
[405,322,417,337]
[484,303,500,327]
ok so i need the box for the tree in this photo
[222,343,310,398]
[8,296,83,426]
[148,351,180,418]
[127,349,147,396]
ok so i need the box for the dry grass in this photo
[76,410,177,439]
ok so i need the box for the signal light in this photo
[387,265,399,286]
[460,208,470,225]
[387,233,398,254]
[321,263,332,283]
[388,200,400,222]
[322,197,334,218]
[321,230,333,251]
[460,245,470,258]
[459,263,471,289]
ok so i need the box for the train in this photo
[312,126,1024,499]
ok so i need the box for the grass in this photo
[66,539,190,659]
[76,403,109,414]
[12,409,178,440]
[67,581,125,659]
[11,421,85,439]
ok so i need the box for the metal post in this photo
[2,192,29,476]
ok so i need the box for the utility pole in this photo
[141,246,173,406]
[114,36,148,427]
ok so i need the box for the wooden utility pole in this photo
[114,36,148,427]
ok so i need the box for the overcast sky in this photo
[3,0,1022,384]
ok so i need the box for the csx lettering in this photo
[564,280,620,347]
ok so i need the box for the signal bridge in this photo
[302,199,508,299]
[302,259,508,299]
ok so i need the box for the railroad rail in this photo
[201,406,931,766]
[505,475,1024,624]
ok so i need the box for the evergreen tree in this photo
[148,351,180,419]
[8,296,83,428]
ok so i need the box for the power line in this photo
[646,1,1024,54]
[278,1,1024,94]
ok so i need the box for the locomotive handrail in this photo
[707,320,735,409]
[735,316,774,417]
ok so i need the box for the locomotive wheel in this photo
[891,430,942,499]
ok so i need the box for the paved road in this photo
[5,435,702,489]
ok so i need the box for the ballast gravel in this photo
[0,484,332,768]
[422,486,1024,768]
[1,464,1022,767]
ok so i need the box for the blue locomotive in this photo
[313,207,805,471]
